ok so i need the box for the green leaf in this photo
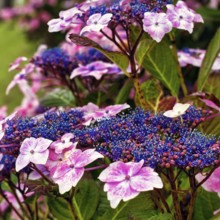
[141,40,180,96]
[75,179,100,220]
[141,79,163,112]
[193,189,220,220]
[204,75,220,100]
[136,38,156,66]
[197,28,220,90]
[95,192,167,220]
[40,88,75,107]
[115,79,133,104]
[47,197,73,220]
[69,34,129,76]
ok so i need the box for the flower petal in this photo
[15,154,30,172]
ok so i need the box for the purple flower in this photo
[51,133,75,154]
[15,137,52,172]
[98,160,163,208]
[143,12,172,43]
[196,167,220,197]
[52,149,103,194]
[47,7,82,32]
[29,164,49,180]
[70,61,122,80]
[80,13,113,35]
[167,1,203,33]
[77,103,130,125]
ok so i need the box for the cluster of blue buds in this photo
[33,47,77,76]
[0,106,219,176]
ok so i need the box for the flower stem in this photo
[168,169,183,220]
[72,196,83,220]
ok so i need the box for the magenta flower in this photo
[51,133,76,154]
[52,149,103,194]
[70,61,121,80]
[48,7,82,32]
[98,160,163,208]
[143,12,172,43]
[167,1,203,33]
[15,137,52,172]
[80,13,113,35]
[196,167,220,197]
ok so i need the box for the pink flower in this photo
[0,153,4,171]
[167,1,203,33]
[163,103,191,118]
[70,61,122,80]
[29,165,50,180]
[15,137,52,172]
[52,149,103,194]
[77,103,130,125]
[143,12,172,43]
[48,7,82,32]
[178,49,220,71]
[80,13,113,35]
[196,167,220,197]
[51,133,75,154]
[9,56,27,72]
[6,64,35,95]
[98,160,163,208]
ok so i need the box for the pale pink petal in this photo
[173,103,190,113]
[98,13,112,25]
[34,138,52,152]
[55,168,84,194]
[80,25,92,35]
[15,154,30,172]
[163,110,178,118]
[130,168,163,191]
[75,149,103,167]
[99,161,128,183]
[30,151,49,165]
[52,163,71,179]
[20,138,36,154]
[87,13,102,25]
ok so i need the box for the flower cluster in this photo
[48,0,203,42]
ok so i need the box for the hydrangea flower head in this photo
[52,149,103,194]
[15,137,52,172]
[163,103,191,118]
[80,13,113,35]
[98,160,163,208]
[143,12,172,42]
[167,1,203,33]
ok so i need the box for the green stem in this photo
[72,196,83,220]
[112,202,128,220]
